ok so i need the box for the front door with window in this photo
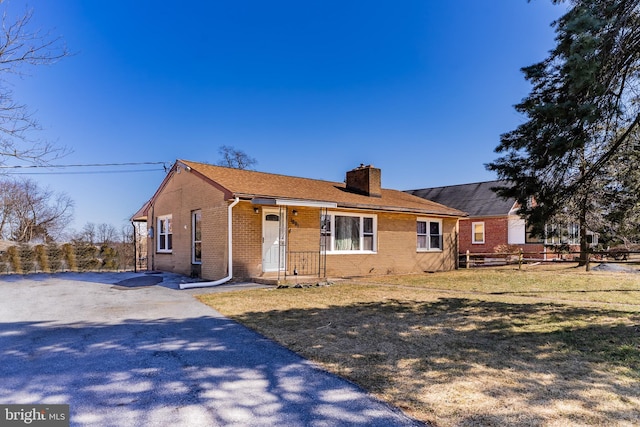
[262,210,285,272]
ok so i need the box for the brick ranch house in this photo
[407,180,598,259]
[132,160,466,284]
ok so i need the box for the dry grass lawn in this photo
[197,264,640,426]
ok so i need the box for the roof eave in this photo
[236,194,465,217]
[130,200,150,222]
[336,202,467,217]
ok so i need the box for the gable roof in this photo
[406,180,516,217]
[136,160,466,218]
[131,200,150,222]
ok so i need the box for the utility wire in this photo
[4,168,166,175]
[0,161,171,175]
[0,161,168,169]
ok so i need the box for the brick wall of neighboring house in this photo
[457,214,583,261]
[459,217,508,254]
[520,243,582,260]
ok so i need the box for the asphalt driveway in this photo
[0,272,423,426]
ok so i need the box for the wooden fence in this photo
[460,249,640,271]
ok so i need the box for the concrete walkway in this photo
[0,272,425,426]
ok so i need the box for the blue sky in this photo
[5,0,567,233]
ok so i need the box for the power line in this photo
[4,168,166,175]
[0,161,169,169]
[0,161,171,175]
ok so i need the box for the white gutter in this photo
[180,197,240,289]
[250,197,337,208]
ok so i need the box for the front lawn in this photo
[197,264,640,426]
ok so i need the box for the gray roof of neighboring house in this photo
[406,180,516,217]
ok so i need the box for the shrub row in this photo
[0,242,135,274]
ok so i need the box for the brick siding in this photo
[146,170,460,280]
[459,217,508,254]
[146,168,227,278]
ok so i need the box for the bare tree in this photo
[0,177,17,236]
[0,177,73,242]
[96,222,117,245]
[74,222,120,245]
[120,224,133,244]
[0,2,69,165]
[216,145,257,170]
[79,222,96,244]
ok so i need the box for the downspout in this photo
[180,197,240,289]
[150,203,155,271]
[132,222,137,273]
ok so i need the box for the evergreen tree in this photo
[600,128,640,246]
[487,0,640,266]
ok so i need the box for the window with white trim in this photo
[320,214,331,251]
[192,210,202,264]
[525,222,544,243]
[417,218,442,251]
[472,222,485,244]
[545,222,580,245]
[157,215,173,253]
[320,212,377,253]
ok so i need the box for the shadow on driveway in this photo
[0,273,423,426]
[0,271,196,288]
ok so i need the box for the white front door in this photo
[262,210,285,272]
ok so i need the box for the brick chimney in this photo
[345,164,382,197]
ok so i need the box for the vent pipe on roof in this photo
[180,197,240,289]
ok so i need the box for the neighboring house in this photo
[407,180,597,257]
[132,160,466,282]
